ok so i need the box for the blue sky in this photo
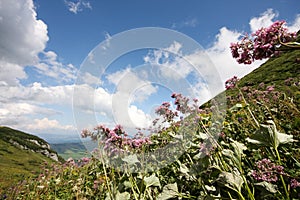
[0,0,299,143]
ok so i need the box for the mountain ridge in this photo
[0,126,63,193]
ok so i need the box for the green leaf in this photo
[157,183,178,200]
[204,185,216,192]
[246,120,295,149]
[144,174,161,188]
[123,181,132,189]
[105,191,131,200]
[254,182,277,193]
[196,132,209,140]
[177,160,189,175]
[116,191,131,200]
[229,103,243,112]
[218,171,244,192]
[230,139,247,160]
[122,154,140,165]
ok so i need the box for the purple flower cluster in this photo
[81,124,151,156]
[155,102,178,123]
[290,178,300,189]
[155,93,201,124]
[171,93,192,114]
[230,20,297,64]
[225,76,239,90]
[251,158,285,182]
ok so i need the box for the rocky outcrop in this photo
[8,138,59,162]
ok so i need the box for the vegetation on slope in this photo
[6,47,300,200]
[0,127,62,194]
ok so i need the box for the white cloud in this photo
[0,61,27,86]
[26,118,75,131]
[107,67,158,103]
[106,67,131,86]
[287,14,300,32]
[79,72,102,85]
[35,51,77,83]
[205,27,265,84]
[172,18,198,29]
[249,9,278,32]
[0,0,48,66]
[0,82,73,104]
[0,0,48,86]
[128,105,152,128]
[142,28,265,100]
[0,103,58,118]
[64,0,92,14]
[144,41,194,81]
[73,84,112,114]
[101,32,112,50]
[0,102,61,130]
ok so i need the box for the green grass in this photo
[0,139,55,194]
[0,127,63,194]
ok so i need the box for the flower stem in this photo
[237,87,259,128]
[275,147,289,200]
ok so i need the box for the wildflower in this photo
[225,76,239,90]
[290,179,300,189]
[237,117,243,123]
[230,20,297,64]
[266,85,275,92]
[81,129,90,138]
[66,157,76,166]
[251,158,285,182]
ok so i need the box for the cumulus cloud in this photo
[64,0,92,14]
[0,0,48,85]
[249,9,300,33]
[128,105,152,128]
[0,0,75,87]
[0,0,48,66]
[26,117,75,131]
[205,27,265,85]
[287,14,300,32]
[0,82,74,105]
[0,102,61,130]
[249,9,278,32]
[35,51,77,83]
[107,67,158,103]
[0,61,27,86]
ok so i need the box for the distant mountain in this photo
[0,126,63,193]
[51,142,90,160]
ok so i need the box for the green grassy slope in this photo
[231,49,300,132]
[0,127,60,193]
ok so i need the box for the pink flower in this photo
[81,129,90,138]
[225,76,239,90]
[230,20,297,64]
[290,179,300,189]
[266,85,275,92]
[251,158,285,182]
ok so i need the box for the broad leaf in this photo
[157,183,178,200]
[246,120,295,148]
[218,171,244,192]
[254,182,277,193]
[116,191,131,200]
[144,174,161,188]
[122,154,140,165]
[229,103,243,112]
[231,139,247,157]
